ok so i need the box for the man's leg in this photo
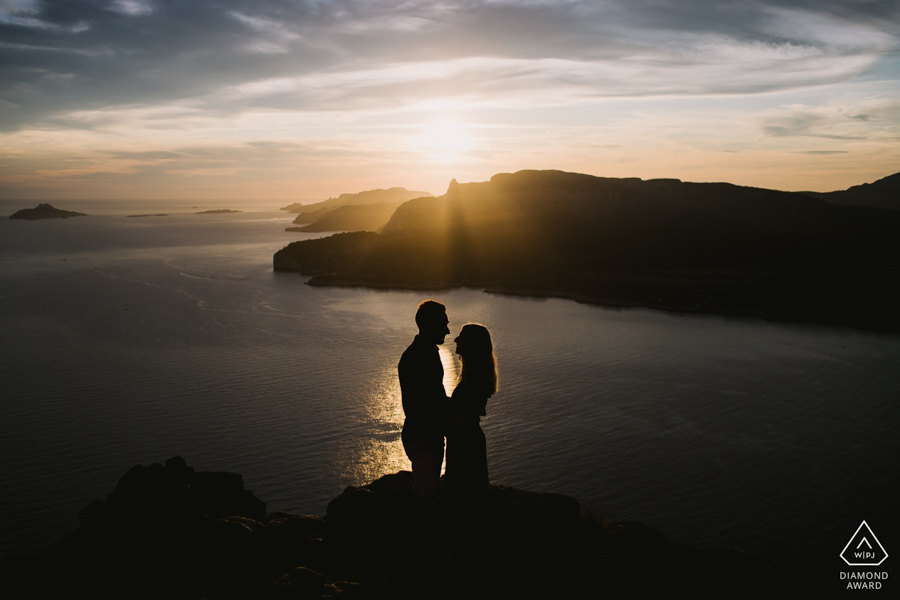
[406,439,444,498]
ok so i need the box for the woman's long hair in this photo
[456,323,499,396]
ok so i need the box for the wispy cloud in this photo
[1,0,897,131]
[1,1,899,197]
[761,100,900,140]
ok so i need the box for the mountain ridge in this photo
[274,169,900,332]
[802,172,900,211]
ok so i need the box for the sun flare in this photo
[415,117,473,162]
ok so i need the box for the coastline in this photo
[275,170,900,337]
[301,275,900,335]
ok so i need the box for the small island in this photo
[9,203,87,220]
[194,209,243,214]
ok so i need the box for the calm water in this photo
[1,204,898,555]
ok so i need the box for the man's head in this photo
[415,299,449,345]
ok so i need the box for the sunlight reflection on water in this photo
[354,366,408,483]
[340,343,461,484]
[334,341,463,486]
[439,344,460,394]
[3,212,899,555]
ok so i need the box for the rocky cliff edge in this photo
[0,457,831,599]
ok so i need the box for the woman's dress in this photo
[444,381,490,494]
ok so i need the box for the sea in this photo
[1,201,898,556]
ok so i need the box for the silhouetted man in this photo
[399,299,450,498]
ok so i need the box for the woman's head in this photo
[455,323,498,395]
[454,323,492,356]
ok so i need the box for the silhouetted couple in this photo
[398,300,498,498]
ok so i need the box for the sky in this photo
[1,0,899,204]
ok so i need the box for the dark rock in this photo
[23,457,270,599]
[1,460,834,599]
[78,456,265,539]
[602,520,670,556]
[269,567,328,597]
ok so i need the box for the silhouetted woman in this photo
[444,323,498,495]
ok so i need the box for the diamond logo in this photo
[840,521,888,566]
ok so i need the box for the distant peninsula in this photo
[285,201,406,234]
[280,187,433,215]
[274,170,900,333]
[195,209,242,214]
[0,457,832,598]
[9,203,87,220]
[127,214,169,218]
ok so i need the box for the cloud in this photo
[109,0,153,17]
[0,137,338,196]
[1,0,897,131]
[103,149,183,160]
[760,100,900,140]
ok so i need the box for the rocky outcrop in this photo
[0,458,831,599]
[9,203,87,220]
[320,472,830,599]
[0,457,327,600]
[78,456,266,531]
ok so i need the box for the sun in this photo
[415,117,473,162]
